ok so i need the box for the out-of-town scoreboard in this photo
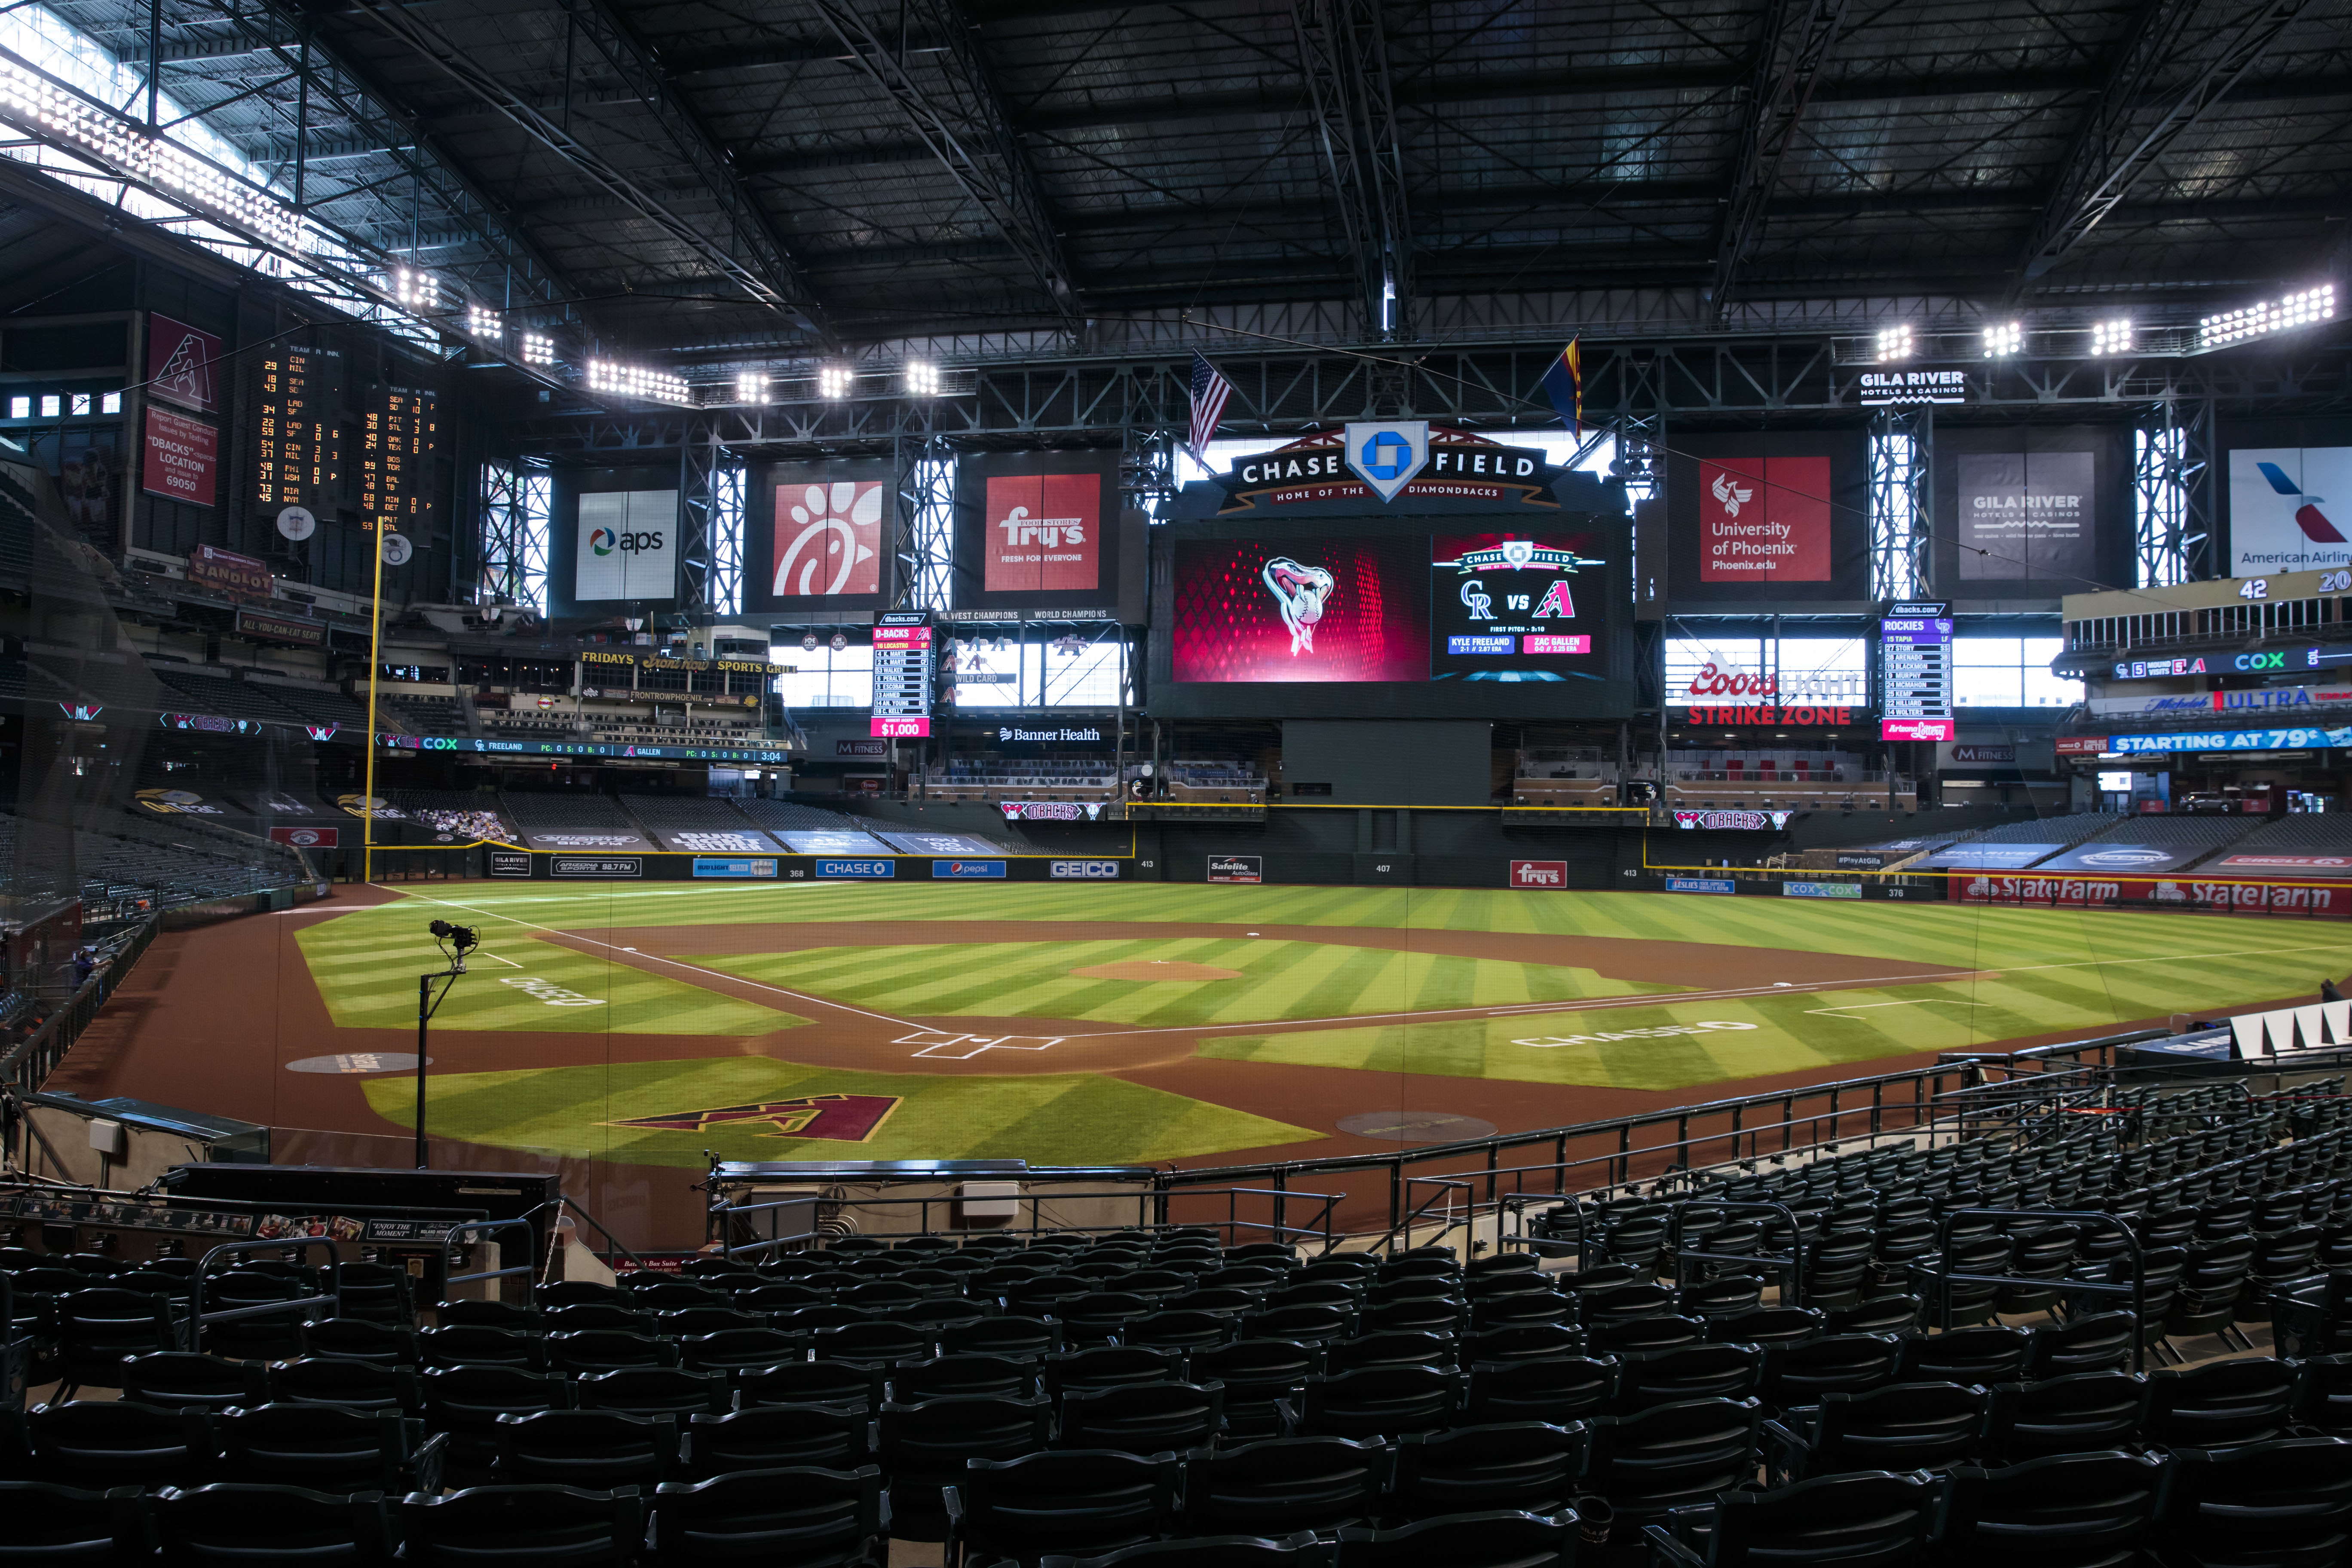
[252,346,343,512]
[360,387,437,537]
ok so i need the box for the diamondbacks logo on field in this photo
[606,1093,901,1142]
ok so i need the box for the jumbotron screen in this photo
[1171,533,1606,683]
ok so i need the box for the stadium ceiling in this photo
[4,0,2349,382]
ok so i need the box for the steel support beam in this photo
[2134,398,2216,586]
[2014,0,2318,290]
[548,0,830,341]
[348,0,828,340]
[807,0,1081,326]
[1292,0,1415,342]
[173,0,571,309]
[1712,0,1853,319]
[894,426,956,612]
[1869,406,1932,601]
[678,416,727,614]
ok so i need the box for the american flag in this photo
[1187,351,1234,459]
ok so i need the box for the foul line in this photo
[391,888,921,1031]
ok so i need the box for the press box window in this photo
[38,395,58,417]
[6,398,24,420]
[101,392,121,413]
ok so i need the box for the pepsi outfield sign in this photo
[933,860,1007,879]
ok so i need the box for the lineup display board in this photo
[952,450,1135,614]
[251,346,343,514]
[870,611,934,738]
[1933,425,2128,595]
[743,458,894,615]
[360,387,437,538]
[546,469,682,619]
[1665,432,1869,604]
[1879,600,1954,741]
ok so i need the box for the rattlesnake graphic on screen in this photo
[1262,557,1336,654]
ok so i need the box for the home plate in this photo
[896,1030,1068,1060]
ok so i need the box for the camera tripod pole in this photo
[415,962,464,1169]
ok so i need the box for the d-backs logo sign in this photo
[1213,426,1562,514]
[606,1093,900,1142]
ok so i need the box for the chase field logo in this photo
[606,1093,900,1142]
[1343,420,1429,503]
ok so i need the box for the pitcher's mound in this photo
[1070,960,1243,982]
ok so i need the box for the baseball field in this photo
[205,879,2345,1176]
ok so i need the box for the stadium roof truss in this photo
[0,0,2337,408]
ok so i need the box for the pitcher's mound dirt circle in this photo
[1069,960,1245,981]
[1335,1111,1500,1142]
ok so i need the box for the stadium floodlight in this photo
[390,266,438,313]
[905,359,941,396]
[1874,325,1914,362]
[2090,318,2133,356]
[2200,284,2336,350]
[588,358,693,406]
[818,365,854,399]
[1982,321,2023,358]
[466,304,500,340]
[736,371,770,403]
[520,332,555,366]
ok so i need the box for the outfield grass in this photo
[691,937,1672,1026]
[1197,926,2351,1089]
[357,879,2351,976]
[358,1056,1321,1166]
[296,924,807,1036]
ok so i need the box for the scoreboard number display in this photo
[870,611,934,738]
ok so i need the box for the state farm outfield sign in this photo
[1956,871,2348,916]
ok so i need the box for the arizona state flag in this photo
[1540,339,1582,438]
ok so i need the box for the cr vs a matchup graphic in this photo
[606,1093,901,1142]
[1430,534,1607,681]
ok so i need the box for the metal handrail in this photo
[439,1217,540,1300]
[1665,1200,1808,1307]
[190,1235,346,1352]
[1370,1179,1475,1257]
[529,1197,643,1275]
[1921,1207,2147,1370]
[707,1183,1348,1260]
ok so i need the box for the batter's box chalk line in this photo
[895,1029,1069,1060]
